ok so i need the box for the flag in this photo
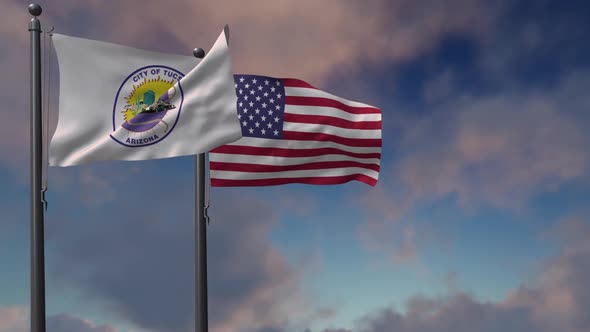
[209,75,382,186]
[49,26,241,166]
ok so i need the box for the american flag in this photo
[209,75,382,186]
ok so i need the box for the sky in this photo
[1,0,590,331]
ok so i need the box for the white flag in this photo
[49,26,241,166]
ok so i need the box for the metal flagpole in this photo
[28,3,46,332]
[193,47,208,332]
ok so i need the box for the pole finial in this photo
[193,48,205,59]
[28,3,42,16]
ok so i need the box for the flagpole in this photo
[193,48,208,332]
[28,3,46,332]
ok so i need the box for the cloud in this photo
[503,216,590,331]
[198,217,589,332]
[41,0,492,82]
[47,314,118,332]
[350,4,590,266]
[45,165,313,332]
[357,185,450,266]
[357,68,590,264]
[0,1,39,174]
[350,293,539,332]
[217,214,578,332]
[345,2,590,261]
[475,0,590,87]
[0,307,27,332]
[309,217,590,332]
[207,192,311,332]
[399,90,588,210]
[0,307,117,332]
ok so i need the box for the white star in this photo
[249,102,254,107]
[264,80,269,85]
[264,92,269,97]
[256,96,261,101]
[261,129,267,135]
[274,130,279,136]
[239,77,245,82]
[271,87,276,92]
[258,85,263,91]
[249,127,254,134]
[275,105,280,110]
[267,123,273,128]
[252,78,257,84]
[238,89,243,95]
[238,114,242,119]
[274,116,279,122]
[238,102,243,107]
[268,110,274,115]
[261,115,267,121]
[255,108,261,114]
[269,98,275,104]
[243,108,248,113]
[234,83,238,88]
[244,96,249,101]
[277,93,282,98]
[276,81,280,86]
[262,103,267,108]
[245,83,250,88]
[250,90,255,95]
[249,115,254,121]
[255,122,260,128]
[242,120,247,126]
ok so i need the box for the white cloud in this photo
[0,308,117,332]
[0,307,27,332]
[358,69,590,263]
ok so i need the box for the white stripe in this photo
[283,122,382,139]
[285,87,378,109]
[210,167,379,180]
[285,105,382,122]
[222,137,382,154]
[210,152,380,166]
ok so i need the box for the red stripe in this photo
[211,174,378,187]
[210,161,380,173]
[281,78,318,89]
[285,96,381,115]
[210,145,381,159]
[284,113,382,130]
[282,131,382,148]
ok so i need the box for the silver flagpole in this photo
[28,3,46,332]
[193,47,208,332]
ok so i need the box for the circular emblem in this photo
[110,65,185,147]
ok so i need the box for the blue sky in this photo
[1,0,590,332]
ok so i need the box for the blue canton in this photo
[233,75,285,139]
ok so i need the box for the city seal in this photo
[110,65,185,147]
